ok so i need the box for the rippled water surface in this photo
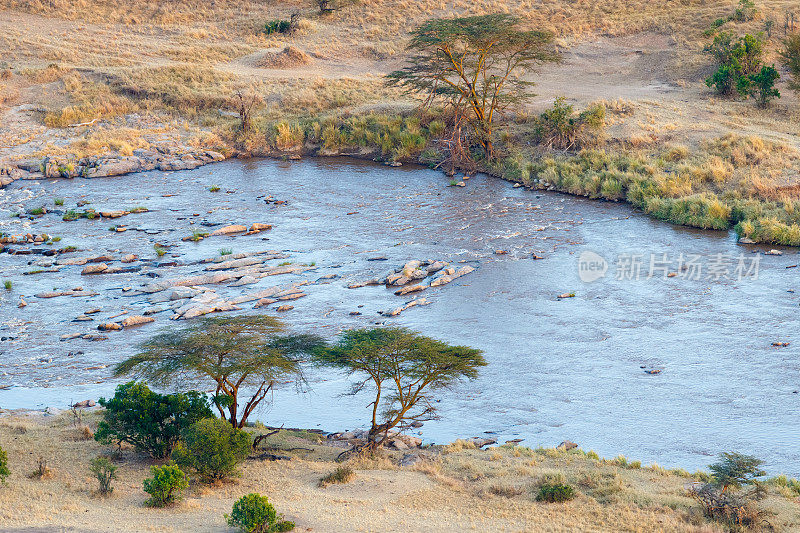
[1,158,798,475]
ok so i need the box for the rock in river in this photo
[81,263,108,275]
[121,315,155,328]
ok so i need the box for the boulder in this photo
[81,263,108,275]
[395,284,426,296]
[97,322,122,331]
[430,265,475,287]
[556,440,578,451]
[157,158,203,171]
[250,223,272,233]
[426,261,448,275]
[205,150,226,161]
[276,304,294,312]
[72,399,96,409]
[210,224,247,236]
[389,438,409,450]
[121,315,155,328]
[100,210,129,218]
[121,254,138,263]
[85,157,142,178]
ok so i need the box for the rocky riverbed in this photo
[1,157,799,475]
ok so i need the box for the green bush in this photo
[531,97,605,150]
[90,456,117,495]
[779,33,800,94]
[731,0,757,22]
[143,463,188,507]
[95,381,213,459]
[536,483,576,503]
[173,418,252,483]
[0,444,9,483]
[263,20,291,35]
[705,32,763,96]
[226,493,295,532]
[737,65,780,107]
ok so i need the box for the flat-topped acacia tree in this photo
[115,316,325,428]
[316,327,486,449]
[387,14,559,158]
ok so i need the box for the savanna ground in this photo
[1,412,798,532]
[4,1,800,242]
[2,1,800,531]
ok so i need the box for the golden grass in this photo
[1,414,799,532]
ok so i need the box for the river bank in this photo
[1,411,798,532]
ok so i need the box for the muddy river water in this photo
[0,157,798,475]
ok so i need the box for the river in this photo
[0,157,798,475]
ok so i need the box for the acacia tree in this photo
[317,327,486,449]
[115,316,324,428]
[387,14,558,158]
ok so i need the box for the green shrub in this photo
[95,381,213,459]
[90,456,117,495]
[779,33,800,94]
[54,198,64,206]
[731,0,757,22]
[263,19,291,35]
[173,418,252,483]
[226,493,295,532]
[531,97,605,150]
[705,32,764,96]
[0,444,9,483]
[143,463,188,507]
[536,483,576,503]
[737,65,780,107]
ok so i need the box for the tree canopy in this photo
[387,14,558,157]
[316,327,486,448]
[115,315,325,428]
[94,381,213,458]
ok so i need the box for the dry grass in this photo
[1,414,799,532]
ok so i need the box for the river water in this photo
[0,158,798,475]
